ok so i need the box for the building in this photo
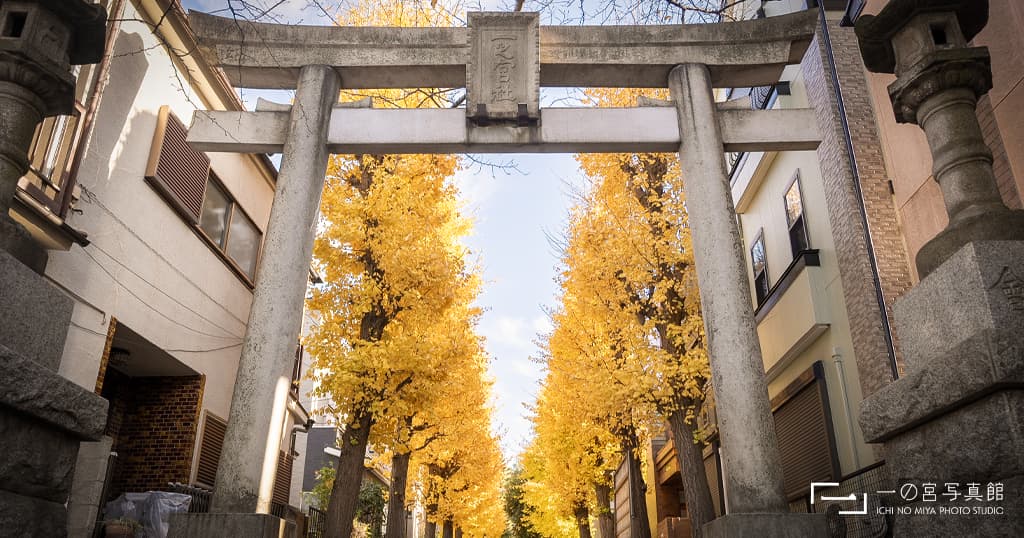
[10,0,312,535]
[646,1,1023,534]
[646,0,912,534]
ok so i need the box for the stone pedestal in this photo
[702,513,828,538]
[0,341,108,537]
[168,513,295,538]
[859,241,1024,537]
[0,248,109,538]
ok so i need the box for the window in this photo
[784,173,810,257]
[145,106,263,284]
[751,229,769,305]
[290,344,304,395]
[19,102,86,216]
[198,173,262,280]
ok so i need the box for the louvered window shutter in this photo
[773,368,839,500]
[145,106,210,223]
[195,412,227,488]
[273,451,294,506]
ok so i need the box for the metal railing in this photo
[167,482,213,513]
[307,506,328,538]
[726,84,778,182]
[166,483,288,517]
[809,462,891,538]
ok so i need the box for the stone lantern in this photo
[0,2,109,537]
[0,0,106,273]
[853,2,1024,536]
[855,0,1024,278]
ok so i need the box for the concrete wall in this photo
[733,65,875,475]
[50,0,273,429]
[861,0,1023,281]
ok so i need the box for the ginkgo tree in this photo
[575,88,715,535]
[520,367,620,538]
[302,2,488,537]
[527,87,716,538]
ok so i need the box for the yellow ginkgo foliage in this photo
[528,87,716,537]
[303,3,485,537]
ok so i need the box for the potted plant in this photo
[103,516,141,538]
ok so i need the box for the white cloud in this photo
[481,315,530,349]
[531,314,553,335]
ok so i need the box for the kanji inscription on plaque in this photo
[467,12,539,125]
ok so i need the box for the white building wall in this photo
[50,0,274,435]
[731,66,876,474]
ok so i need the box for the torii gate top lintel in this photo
[187,8,817,91]
[186,9,822,156]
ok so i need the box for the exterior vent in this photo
[194,412,227,488]
[273,450,294,506]
[145,106,210,223]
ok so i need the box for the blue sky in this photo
[183,0,582,460]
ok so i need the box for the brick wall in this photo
[102,372,205,498]
[976,94,1021,210]
[801,15,913,398]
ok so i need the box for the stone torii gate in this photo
[175,9,825,537]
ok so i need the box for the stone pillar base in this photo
[168,513,295,538]
[859,241,1024,537]
[701,513,828,538]
[0,346,108,538]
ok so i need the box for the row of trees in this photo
[520,90,716,538]
[303,2,504,537]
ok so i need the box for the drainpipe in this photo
[832,347,862,470]
[60,0,127,219]
[812,0,900,381]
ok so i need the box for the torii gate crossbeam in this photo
[189,106,819,155]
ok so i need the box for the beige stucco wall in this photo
[50,0,273,440]
[862,0,1024,281]
[733,67,875,475]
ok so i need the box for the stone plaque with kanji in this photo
[467,12,539,125]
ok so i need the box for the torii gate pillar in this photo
[670,63,827,537]
[171,65,339,538]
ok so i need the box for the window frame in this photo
[750,228,770,305]
[194,171,264,287]
[19,100,87,217]
[783,171,811,258]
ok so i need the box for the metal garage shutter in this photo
[772,361,839,500]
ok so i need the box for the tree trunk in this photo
[594,481,615,538]
[441,519,454,538]
[385,451,412,538]
[326,410,374,538]
[454,527,463,538]
[425,521,437,538]
[667,407,715,538]
[574,502,592,538]
[622,429,652,538]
